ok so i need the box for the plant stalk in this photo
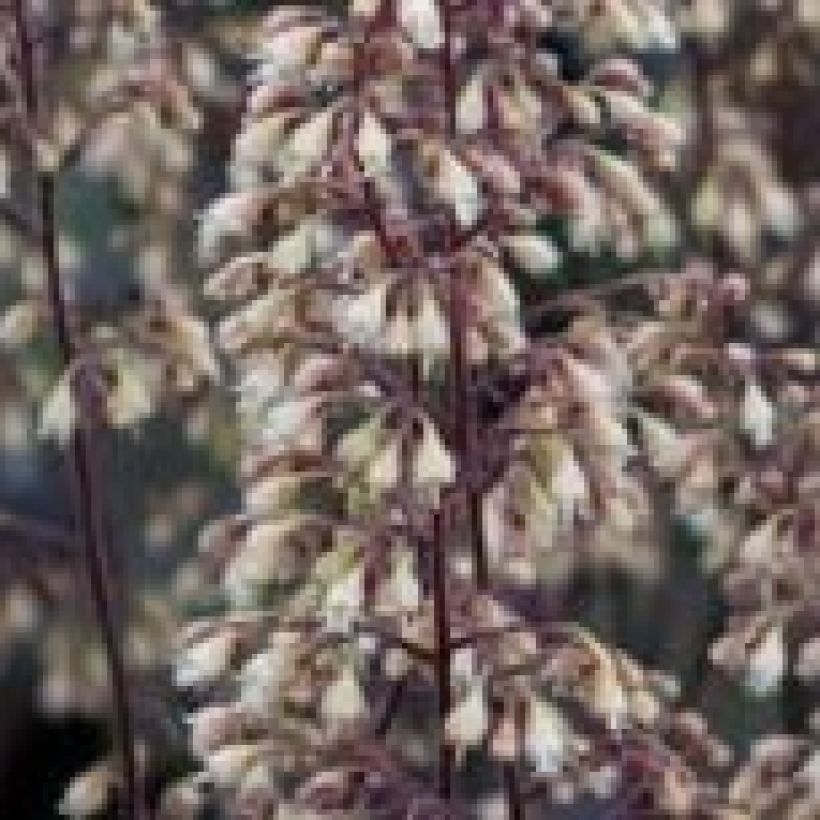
[12,2,142,816]
[439,0,488,591]
[440,0,524,813]
[430,509,454,798]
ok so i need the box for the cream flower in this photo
[414,287,450,363]
[356,110,392,177]
[379,550,422,613]
[398,0,443,50]
[415,419,455,489]
[58,761,115,818]
[368,436,401,492]
[740,380,775,450]
[207,743,266,788]
[39,374,78,445]
[223,518,308,603]
[240,635,300,712]
[445,678,488,754]
[199,193,258,263]
[323,566,364,633]
[437,149,482,228]
[638,412,687,479]
[457,70,486,134]
[551,446,589,526]
[334,282,389,347]
[176,630,237,689]
[321,663,367,725]
[525,698,571,775]
[503,233,561,278]
[746,624,785,696]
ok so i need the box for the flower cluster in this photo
[0,0,215,442]
[0,2,219,816]
[174,1,737,817]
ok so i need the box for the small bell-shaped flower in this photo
[746,623,786,697]
[321,663,367,726]
[740,380,775,450]
[58,761,116,819]
[206,743,266,789]
[551,446,589,526]
[356,110,392,177]
[379,550,422,614]
[398,0,444,50]
[457,70,486,134]
[525,697,571,776]
[503,232,562,278]
[323,564,364,633]
[445,678,488,757]
[436,149,482,228]
[415,419,455,490]
[176,629,238,689]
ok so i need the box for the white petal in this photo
[525,699,570,775]
[739,517,779,566]
[207,743,263,788]
[414,290,449,359]
[638,412,687,478]
[240,640,296,712]
[740,380,775,449]
[351,0,382,19]
[324,566,363,633]
[0,302,40,347]
[368,436,401,491]
[551,447,589,525]
[415,420,455,488]
[398,0,443,49]
[445,679,488,750]
[747,625,785,696]
[438,150,482,228]
[381,551,421,612]
[334,282,388,346]
[503,233,561,277]
[457,71,486,134]
[356,111,392,176]
[58,763,115,818]
[321,664,367,724]
[279,106,337,179]
[175,631,235,688]
[40,375,77,445]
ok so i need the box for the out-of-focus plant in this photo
[170,2,749,817]
[629,2,820,815]
[670,0,820,686]
[0,1,222,816]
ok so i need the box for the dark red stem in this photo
[12,2,142,817]
[430,509,454,798]
[440,0,488,590]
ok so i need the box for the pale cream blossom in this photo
[356,110,392,177]
[740,380,775,450]
[58,761,115,818]
[321,663,367,725]
[445,678,488,754]
[746,624,786,696]
[398,0,443,50]
[176,629,237,689]
[525,698,571,775]
[436,149,482,228]
[503,233,562,278]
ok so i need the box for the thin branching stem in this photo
[11,2,142,817]
[439,0,489,593]
[430,508,454,799]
